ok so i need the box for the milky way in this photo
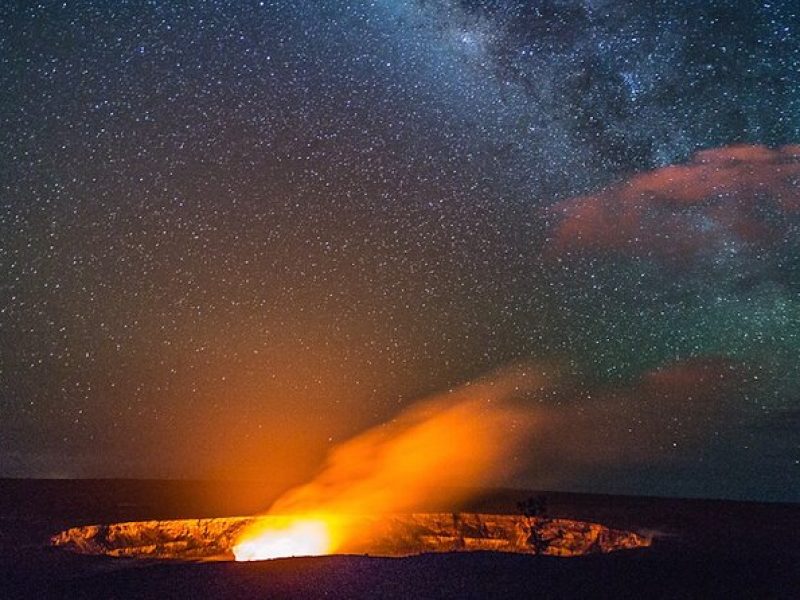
[1,1,798,501]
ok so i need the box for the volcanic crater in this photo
[51,513,651,561]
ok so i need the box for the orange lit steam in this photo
[233,366,542,560]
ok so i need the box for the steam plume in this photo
[266,364,542,516]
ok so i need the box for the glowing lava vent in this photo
[231,517,332,561]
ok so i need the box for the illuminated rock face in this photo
[51,518,250,560]
[51,513,650,560]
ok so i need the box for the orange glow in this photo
[233,366,543,561]
[232,517,333,561]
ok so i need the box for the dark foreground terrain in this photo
[0,479,798,599]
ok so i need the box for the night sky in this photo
[1,1,798,502]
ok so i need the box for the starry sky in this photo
[1,0,798,502]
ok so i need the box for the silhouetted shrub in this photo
[517,495,548,519]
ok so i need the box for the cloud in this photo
[547,144,800,261]
[528,357,749,484]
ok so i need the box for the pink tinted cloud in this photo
[548,144,800,259]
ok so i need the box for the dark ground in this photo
[0,479,798,599]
